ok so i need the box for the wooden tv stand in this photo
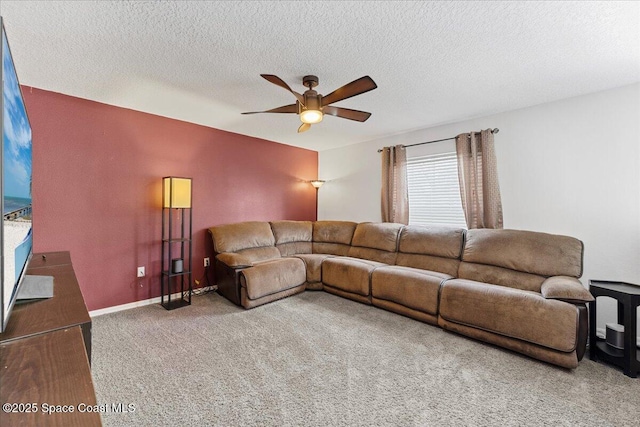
[0,251,101,426]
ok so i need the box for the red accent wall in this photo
[22,87,318,311]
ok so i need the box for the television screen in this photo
[1,17,33,333]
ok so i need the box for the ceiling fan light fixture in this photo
[300,109,323,124]
[244,74,377,132]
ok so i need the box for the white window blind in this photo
[407,152,467,228]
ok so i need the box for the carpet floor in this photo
[92,291,639,426]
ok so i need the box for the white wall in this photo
[319,83,640,342]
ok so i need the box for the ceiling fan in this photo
[242,74,377,133]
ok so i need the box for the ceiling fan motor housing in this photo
[303,90,322,111]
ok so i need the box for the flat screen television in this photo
[1,17,34,333]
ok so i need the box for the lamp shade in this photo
[163,177,192,208]
[310,180,325,189]
[300,109,323,124]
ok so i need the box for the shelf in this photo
[590,282,640,377]
[162,238,191,243]
[162,270,192,278]
[161,200,192,311]
[594,340,640,367]
[595,340,623,359]
[161,298,191,310]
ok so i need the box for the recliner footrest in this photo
[240,258,306,300]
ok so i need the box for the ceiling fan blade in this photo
[321,76,377,107]
[323,106,371,122]
[242,103,298,115]
[260,74,305,106]
[298,123,311,133]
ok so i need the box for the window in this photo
[407,152,467,228]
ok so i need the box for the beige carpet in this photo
[91,291,639,426]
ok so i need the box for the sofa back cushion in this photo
[348,222,403,264]
[209,221,280,263]
[270,220,313,256]
[312,221,357,256]
[457,263,546,292]
[458,229,584,292]
[395,225,464,277]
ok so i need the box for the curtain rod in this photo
[377,128,499,153]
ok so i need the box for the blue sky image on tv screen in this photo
[3,29,32,210]
[3,24,33,313]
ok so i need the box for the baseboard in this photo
[596,327,640,348]
[89,289,213,318]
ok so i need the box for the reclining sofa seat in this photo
[209,221,306,309]
[371,225,465,325]
[209,220,358,308]
[270,220,358,291]
[438,229,591,368]
[322,222,404,304]
[209,220,593,369]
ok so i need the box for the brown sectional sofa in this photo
[208,220,594,369]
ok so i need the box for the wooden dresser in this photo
[0,251,101,426]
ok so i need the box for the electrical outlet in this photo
[137,266,145,277]
[204,257,210,267]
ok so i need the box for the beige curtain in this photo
[381,145,408,224]
[455,129,503,229]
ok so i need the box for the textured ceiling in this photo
[1,1,639,152]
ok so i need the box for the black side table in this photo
[589,280,640,378]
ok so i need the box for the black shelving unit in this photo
[589,280,640,378]
[161,177,192,310]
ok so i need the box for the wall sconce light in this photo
[163,177,192,208]
[310,180,325,189]
[310,180,325,221]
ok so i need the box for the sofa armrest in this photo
[216,253,253,269]
[541,276,594,303]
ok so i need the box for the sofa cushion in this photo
[271,221,313,256]
[313,220,357,244]
[322,257,385,296]
[240,284,306,309]
[463,229,584,278]
[236,246,282,264]
[312,221,357,256]
[398,225,464,258]
[351,222,403,252]
[457,262,545,293]
[541,276,594,303]
[210,221,275,253]
[438,318,580,369]
[291,253,334,283]
[275,241,312,256]
[313,242,351,256]
[271,220,313,244]
[439,279,579,353]
[240,257,306,300]
[395,225,463,277]
[348,222,403,264]
[395,253,460,278]
[348,246,398,265]
[216,253,253,268]
[371,266,450,315]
